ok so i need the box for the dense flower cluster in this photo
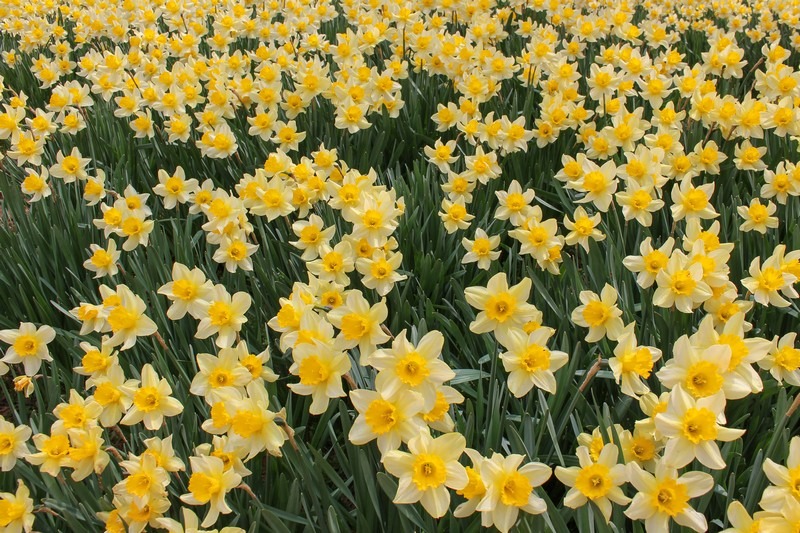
[0,0,800,530]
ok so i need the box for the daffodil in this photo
[356,250,407,296]
[759,332,800,385]
[120,364,184,430]
[157,507,246,533]
[0,480,35,533]
[195,285,251,348]
[454,449,490,525]
[102,285,158,350]
[0,322,56,376]
[288,338,350,414]
[49,146,90,182]
[738,198,779,234]
[180,455,242,528]
[564,206,606,251]
[190,348,252,404]
[555,444,630,523]
[670,178,718,221]
[571,284,625,342]
[66,426,110,481]
[654,386,745,470]
[494,180,535,226]
[370,329,454,410]
[742,254,798,307]
[656,335,732,399]
[349,388,425,454]
[158,262,214,320]
[228,382,288,459]
[623,237,675,289]
[421,385,464,433]
[213,235,259,273]
[20,167,51,201]
[112,492,171,533]
[759,435,800,513]
[461,229,501,270]
[496,326,568,396]
[154,166,198,209]
[608,323,662,397]
[326,291,390,362]
[290,215,335,261]
[439,198,475,233]
[625,462,713,532]
[464,273,539,337]
[0,417,31,471]
[653,250,712,313]
[475,453,551,533]
[52,389,102,433]
[87,363,136,427]
[382,431,468,518]
[619,427,662,470]
[26,429,71,477]
[720,500,773,533]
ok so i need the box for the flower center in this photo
[208,301,233,327]
[0,435,14,454]
[126,472,154,497]
[13,335,39,356]
[680,407,718,443]
[575,463,612,500]
[669,270,696,296]
[644,250,668,274]
[411,453,447,490]
[94,382,121,405]
[364,399,399,435]
[395,352,430,386]
[683,189,709,211]
[60,405,88,429]
[133,386,161,412]
[173,279,197,300]
[298,355,331,386]
[457,467,487,500]
[209,368,233,388]
[582,301,611,327]
[485,293,516,322]
[231,410,264,437]
[520,344,550,373]
[188,472,221,503]
[107,306,138,332]
[748,203,768,223]
[759,268,784,291]
[684,361,724,398]
[500,471,533,507]
[629,436,656,462]
[370,260,392,280]
[651,478,689,517]
[620,347,653,377]
[583,171,606,193]
[43,434,70,459]
[340,313,369,340]
[775,346,800,371]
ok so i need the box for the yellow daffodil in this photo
[654,385,745,470]
[382,431,468,518]
[348,388,425,454]
[464,273,539,337]
[0,322,56,376]
[121,364,184,430]
[180,455,242,527]
[625,461,713,532]
[475,453,551,533]
[555,444,630,523]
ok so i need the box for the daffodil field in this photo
[3,0,800,531]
